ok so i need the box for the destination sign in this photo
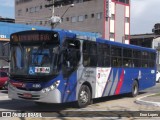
[10,31,59,43]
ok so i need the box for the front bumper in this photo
[8,83,61,103]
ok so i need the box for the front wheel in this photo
[77,85,91,108]
[130,81,139,97]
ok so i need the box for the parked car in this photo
[0,71,9,89]
[156,71,160,83]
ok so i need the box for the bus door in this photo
[61,39,81,102]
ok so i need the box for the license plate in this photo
[23,93,32,98]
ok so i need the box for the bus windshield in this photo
[10,44,60,76]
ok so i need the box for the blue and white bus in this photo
[8,30,156,108]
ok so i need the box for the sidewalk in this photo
[135,93,160,107]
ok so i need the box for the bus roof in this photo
[10,29,156,53]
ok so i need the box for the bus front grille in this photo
[17,93,40,100]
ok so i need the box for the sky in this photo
[0,0,14,18]
[0,0,160,35]
[131,0,160,34]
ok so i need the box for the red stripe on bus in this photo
[115,69,124,95]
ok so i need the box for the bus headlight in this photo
[42,80,60,93]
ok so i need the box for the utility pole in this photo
[45,0,57,29]
[45,0,74,29]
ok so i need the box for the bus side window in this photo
[132,50,141,67]
[123,48,132,67]
[83,41,97,67]
[97,43,110,67]
[111,46,122,67]
[83,41,90,67]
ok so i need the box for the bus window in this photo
[123,48,132,67]
[148,52,156,68]
[83,41,97,67]
[133,50,141,67]
[111,46,122,67]
[11,46,24,73]
[141,51,149,68]
[97,43,110,67]
[142,60,148,68]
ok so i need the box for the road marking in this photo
[135,93,160,107]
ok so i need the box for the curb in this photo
[135,93,160,107]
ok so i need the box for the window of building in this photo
[78,15,84,22]
[17,9,22,16]
[110,33,115,39]
[85,14,88,19]
[66,17,69,21]
[79,0,83,3]
[125,17,129,23]
[97,12,102,19]
[45,21,48,24]
[30,7,35,13]
[26,8,28,12]
[40,21,43,25]
[111,14,115,20]
[71,16,77,22]
[126,0,129,4]
[40,5,42,9]
[91,13,94,18]
[125,35,129,40]
[113,0,130,5]
[61,18,63,22]
[16,0,32,5]
[35,6,40,12]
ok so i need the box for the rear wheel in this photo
[130,81,139,97]
[77,85,91,108]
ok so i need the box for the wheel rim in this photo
[79,90,89,104]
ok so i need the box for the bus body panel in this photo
[76,66,97,99]
[8,30,156,105]
[8,71,78,103]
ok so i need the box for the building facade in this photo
[15,0,130,43]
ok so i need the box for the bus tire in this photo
[130,80,139,97]
[77,85,91,108]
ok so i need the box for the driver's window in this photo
[12,46,23,69]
